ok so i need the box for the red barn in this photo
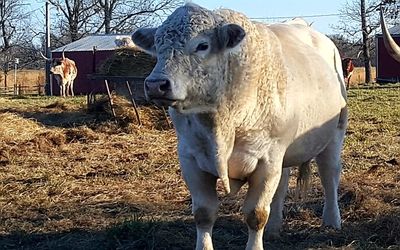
[376,25,400,83]
[50,34,132,96]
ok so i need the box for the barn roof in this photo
[388,25,400,35]
[52,34,132,52]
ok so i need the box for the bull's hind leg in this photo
[180,156,219,250]
[60,84,65,97]
[243,156,283,250]
[265,167,290,239]
[315,108,347,229]
[70,80,75,96]
[65,83,70,97]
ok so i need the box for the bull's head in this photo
[40,49,67,76]
[50,63,65,81]
[132,3,245,113]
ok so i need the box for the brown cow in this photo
[41,49,78,97]
[342,57,355,89]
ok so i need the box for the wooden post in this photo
[125,81,142,126]
[86,93,90,109]
[104,79,116,118]
[87,92,97,109]
[161,106,172,129]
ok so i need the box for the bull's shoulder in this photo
[267,22,331,47]
[283,17,310,27]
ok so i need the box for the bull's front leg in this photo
[243,155,284,250]
[180,155,219,250]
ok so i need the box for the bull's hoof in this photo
[264,230,281,241]
[320,221,342,235]
[322,217,341,230]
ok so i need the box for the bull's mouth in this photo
[150,97,178,107]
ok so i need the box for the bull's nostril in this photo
[159,80,171,92]
[145,79,171,97]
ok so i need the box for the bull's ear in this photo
[131,28,157,56]
[216,24,246,51]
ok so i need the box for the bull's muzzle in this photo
[144,78,175,106]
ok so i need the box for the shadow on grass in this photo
[0,220,195,250]
[1,212,399,250]
[2,107,111,128]
[2,100,168,131]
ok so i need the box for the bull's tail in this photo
[295,160,312,200]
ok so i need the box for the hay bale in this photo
[92,46,169,130]
[98,47,156,77]
[98,47,155,102]
[91,94,171,131]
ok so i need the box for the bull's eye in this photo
[195,42,209,52]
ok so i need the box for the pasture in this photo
[0,70,45,96]
[0,87,399,249]
[349,67,377,86]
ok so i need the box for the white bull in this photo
[132,3,347,250]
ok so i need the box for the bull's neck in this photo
[219,25,287,131]
[185,22,287,194]
[188,111,235,193]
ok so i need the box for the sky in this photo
[29,0,349,36]
[192,0,348,35]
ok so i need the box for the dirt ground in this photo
[0,87,399,250]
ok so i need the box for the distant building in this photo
[376,25,400,83]
[51,34,153,96]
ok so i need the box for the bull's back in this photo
[268,23,346,92]
[63,59,78,80]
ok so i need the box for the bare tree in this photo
[334,0,380,84]
[94,0,182,34]
[334,0,400,84]
[0,0,30,86]
[48,0,97,42]
[329,34,365,66]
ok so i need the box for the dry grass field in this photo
[0,70,45,96]
[0,70,44,88]
[0,87,399,250]
[349,67,377,86]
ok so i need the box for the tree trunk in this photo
[361,0,373,84]
[70,22,79,41]
[104,12,111,33]
[104,0,111,34]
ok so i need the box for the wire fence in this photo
[0,84,45,96]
